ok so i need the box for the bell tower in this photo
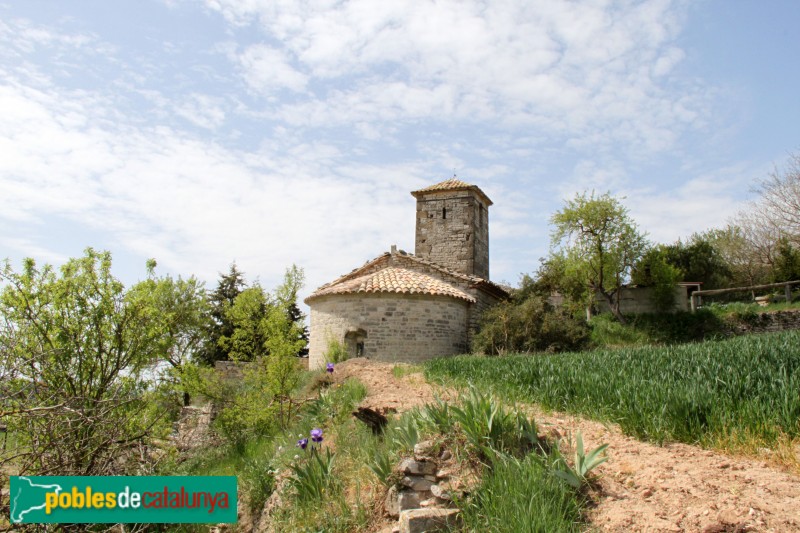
[411,177,492,279]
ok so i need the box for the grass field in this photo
[426,330,800,450]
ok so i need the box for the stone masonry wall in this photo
[594,285,690,314]
[727,309,800,334]
[308,293,469,369]
[415,190,489,279]
[466,288,502,345]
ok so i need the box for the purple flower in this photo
[326,363,334,374]
[310,428,323,443]
[296,438,308,450]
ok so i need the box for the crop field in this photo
[425,330,800,449]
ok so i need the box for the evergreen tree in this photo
[196,263,245,365]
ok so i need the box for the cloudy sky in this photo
[1,0,799,306]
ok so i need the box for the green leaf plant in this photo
[553,431,609,489]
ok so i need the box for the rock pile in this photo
[382,440,464,533]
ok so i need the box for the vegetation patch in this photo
[426,330,800,454]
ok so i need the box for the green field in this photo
[425,330,800,448]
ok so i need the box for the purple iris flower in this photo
[310,428,323,443]
[296,438,308,450]
[326,363,334,374]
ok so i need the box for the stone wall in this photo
[727,309,800,334]
[308,292,470,369]
[594,285,691,314]
[214,360,248,380]
[414,190,490,279]
[466,288,501,344]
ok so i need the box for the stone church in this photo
[305,178,508,368]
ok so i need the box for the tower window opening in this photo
[442,207,447,219]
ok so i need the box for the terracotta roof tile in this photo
[411,177,474,193]
[306,266,476,303]
[410,177,493,205]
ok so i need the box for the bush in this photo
[590,309,726,347]
[325,338,349,363]
[472,295,590,355]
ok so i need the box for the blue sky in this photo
[1,0,799,307]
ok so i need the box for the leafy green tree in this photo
[219,285,270,362]
[197,263,246,365]
[550,192,648,323]
[130,263,211,405]
[771,238,800,283]
[183,266,307,447]
[0,249,167,475]
[662,236,733,290]
[273,264,309,357]
[631,247,683,312]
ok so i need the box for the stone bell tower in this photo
[411,177,492,279]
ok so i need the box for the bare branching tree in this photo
[754,152,800,240]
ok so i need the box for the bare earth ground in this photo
[333,358,800,533]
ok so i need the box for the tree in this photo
[196,263,245,365]
[630,246,683,312]
[771,237,800,283]
[182,266,307,447]
[680,236,733,288]
[130,264,211,406]
[550,192,648,323]
[219,285,270,362]
[0,249,167,475]
[702,224,772,289]
[273,265,309,357]
[753,151,800,240]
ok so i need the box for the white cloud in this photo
[0,68,419,296]
[204,0,706,155]
[0,2,764,300]
[627,165,757,244]
[173,93,227,129]
[237,44,308,93]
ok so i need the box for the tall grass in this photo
[426,330,800,448]
[458,453,582,533]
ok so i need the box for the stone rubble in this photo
[384,440,465,533]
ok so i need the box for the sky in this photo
[1,0,799,308]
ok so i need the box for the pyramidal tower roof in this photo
[411,177,493,206]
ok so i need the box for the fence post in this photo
[690,293,697,312]
[786,283,793,303]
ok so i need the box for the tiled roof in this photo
[411,177,493,205]
[305,249,510,304]
[306,266,476,303]
[411,178,474,193]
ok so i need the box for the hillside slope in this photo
[333,358,800,532]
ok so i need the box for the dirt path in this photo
[334,358,800,533]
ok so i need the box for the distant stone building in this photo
[305,178,508,368]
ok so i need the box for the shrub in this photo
[325,338,349,363]
[472,295,590,355]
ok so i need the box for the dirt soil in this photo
[333,358,800,533]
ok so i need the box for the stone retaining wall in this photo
[727,309,800,334]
